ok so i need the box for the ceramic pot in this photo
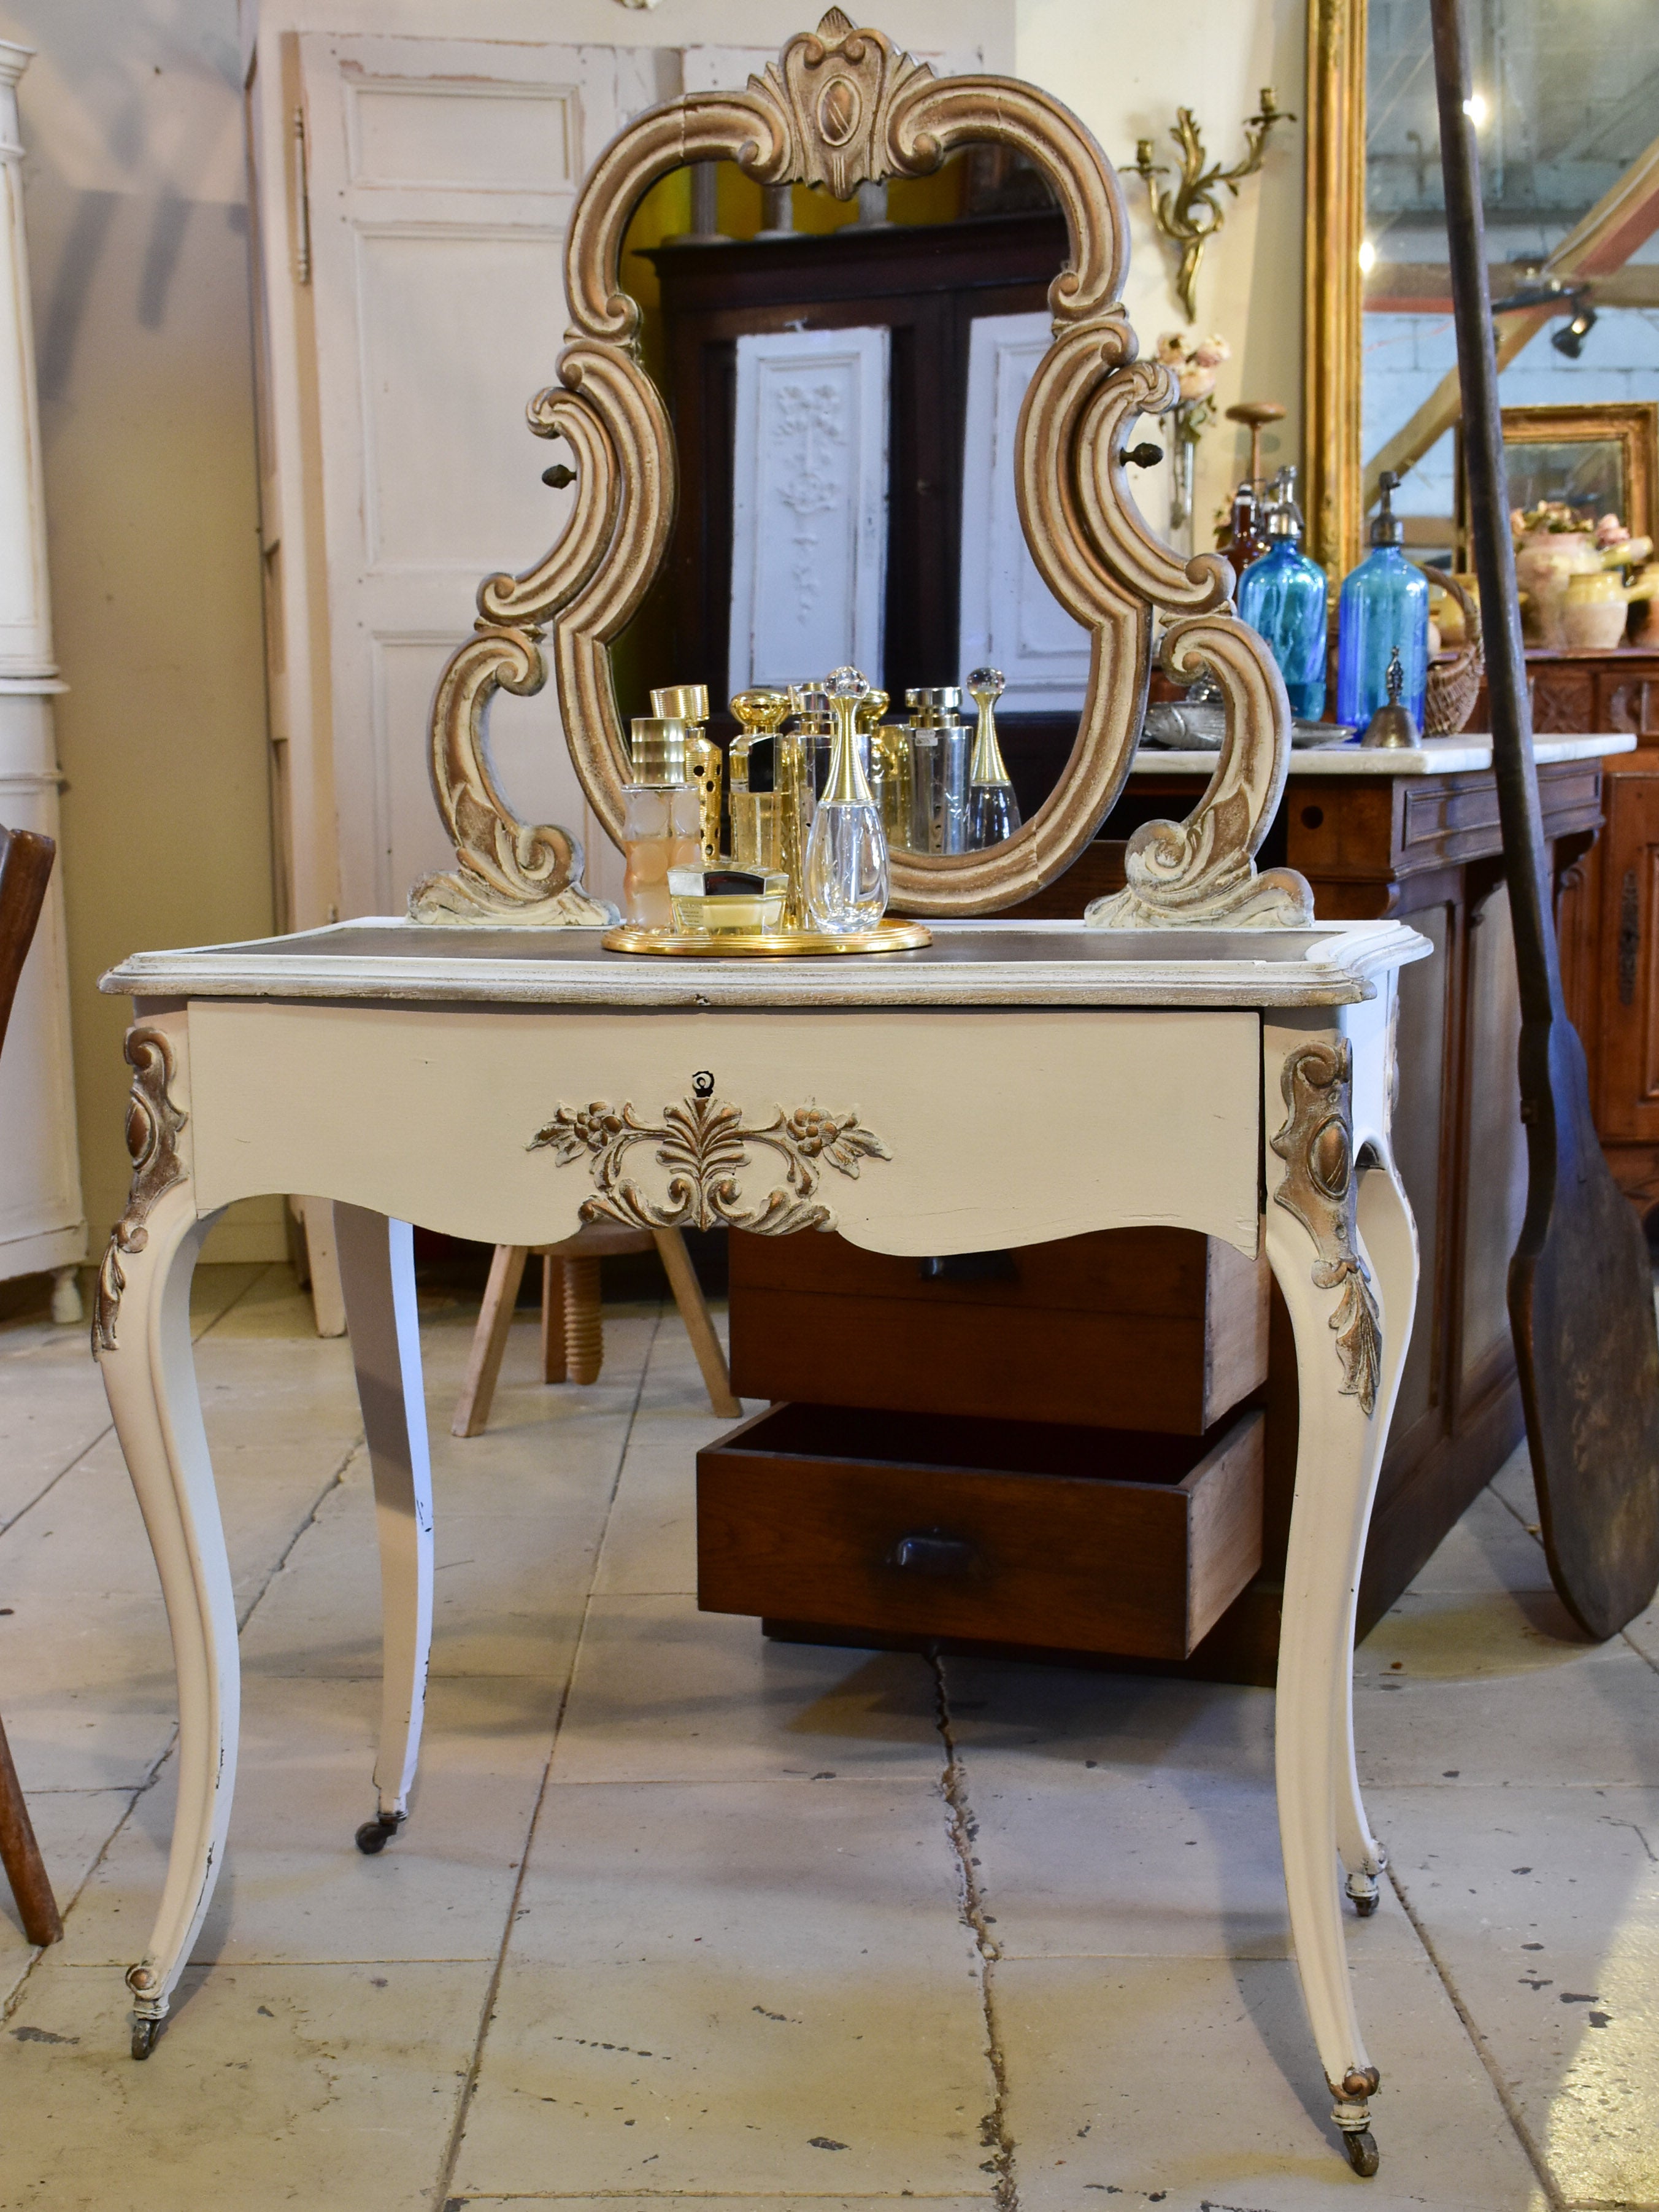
[1631,564,1659,650]
[1563,569,1633,651]
[1514,528,1601,647]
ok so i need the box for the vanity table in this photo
[94,15,1441,2176]
[98,917,1424,2175]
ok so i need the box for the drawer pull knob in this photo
[891,1532,978,1578]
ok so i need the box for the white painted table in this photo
[96,916,1428,2174]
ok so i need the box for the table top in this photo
[104,917,1430,1013]
[1132,731,1635,778]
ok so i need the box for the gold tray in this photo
[602,919,933,958]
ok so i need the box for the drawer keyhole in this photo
[890,1532,979,1578]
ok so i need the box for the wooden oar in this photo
[1430,0,1659,1640]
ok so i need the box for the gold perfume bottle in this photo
[652,683,721,864]
[965,666,1020,848]
[728,690,791,871]
[803,666,889,933]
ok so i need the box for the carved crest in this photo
[412,18,1305,930]
[530,1087,888,1234]
[1270,1040,1382,1414]
[93,1027,188,1354]
[759,10,925,196]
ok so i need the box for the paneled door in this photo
[253,34,674,923]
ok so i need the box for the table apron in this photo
[183,1001,1264,1257]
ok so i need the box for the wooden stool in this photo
[452,1224,741,1438]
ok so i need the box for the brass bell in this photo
[1361,645,1420,749]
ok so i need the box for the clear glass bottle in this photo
[622,717,702,931]
[965,666,1020,847]
[906,685,969,854]
[804,667,888,934]
[1238,469,1330,721]
[1336,469,1429,731]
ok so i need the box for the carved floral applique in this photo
[530,1088,888,1235]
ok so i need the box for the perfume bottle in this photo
[965,666,1020,847]
[804,666,888,934]
[906,686,970,854]
[868,721,913,851]
[622,718,702,930]
[728,689,791,871]
[1336,470,1429,732]
[652,683,722,863]
[1221,479,1271,581]
[1237,468,1330,721]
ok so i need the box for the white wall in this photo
[1018,0,1307,546]
[2,0,284,1262]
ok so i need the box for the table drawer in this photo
[697,1401,1264,1662]
[729,1227,1268,1434]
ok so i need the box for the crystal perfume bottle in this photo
[1237,468,1330,720]
[804,666,888,934]
[1336,470,1429,731]
[622,717,702,930]
[965,666,1020,847]
[906,686,969,854]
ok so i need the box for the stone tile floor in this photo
[0,1262,1655,2212]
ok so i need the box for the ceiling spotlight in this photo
[1552,305,1597,358]
[1463,91,1489,128]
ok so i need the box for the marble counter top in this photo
[1132,731,1636,777]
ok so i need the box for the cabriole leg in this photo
[333,1206,433,1854]
[96,1181,232,2059]
[1264,1020,1406,2173]
[1334,1153,1418,1919]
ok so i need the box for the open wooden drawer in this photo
[697,1401,1264,1663]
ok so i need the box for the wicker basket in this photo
[1421,567,1484,736]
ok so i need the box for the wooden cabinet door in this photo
[1595,765,1659,1140]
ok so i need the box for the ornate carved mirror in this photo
[412,12,1311,930]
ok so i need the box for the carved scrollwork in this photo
[530,1088,890,1234]
[1270,1040,1382,1416]
[93,1027,188,1354]
[420,12,1291,926]
[409,626,616,925]
[1086,617,1314,928]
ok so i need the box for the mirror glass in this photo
[607,144,1102,857]
[1362,0,1659,555]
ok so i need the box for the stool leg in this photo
[0,1711,61,1947]
[541,1253,568,1383]
[563,1255,603,1384]
[652,1228,741,1418]
[452,1245,529,1438]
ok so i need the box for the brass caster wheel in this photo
[1353,1888,1379,1918]
[131,2015,163,2060]
[1342,2128,1379,2178]
[355,1811,403,1856]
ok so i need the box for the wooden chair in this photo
[0,823,64,1948]
[452,1224,741,1437]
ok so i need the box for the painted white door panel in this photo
[296,34,664,918]
[958,309,1091,712]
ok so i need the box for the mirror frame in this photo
[410,10,1311,929]
[1303,0,1366,584]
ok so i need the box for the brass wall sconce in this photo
[1131,90,1294,321]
